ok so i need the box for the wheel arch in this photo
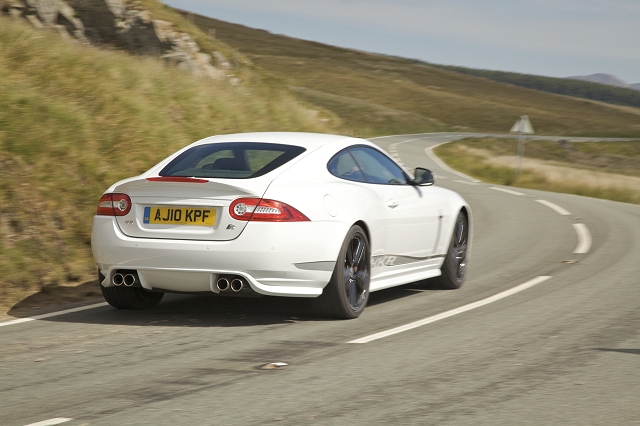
[353,220,371,245]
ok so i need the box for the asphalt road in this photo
[2,133,639,426]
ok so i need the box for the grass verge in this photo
[434,138,640,204]
[0,18,335,313]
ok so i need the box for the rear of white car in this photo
[92,132,471,318]
[92,133,352,302]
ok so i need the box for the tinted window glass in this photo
[160,142,306,179]
[350,147,408,185]
[327,150,366,182]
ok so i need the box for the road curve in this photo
[1,133,640,425]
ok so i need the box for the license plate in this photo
[143,206,216,226]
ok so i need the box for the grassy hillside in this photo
[431,65,640,109]
[177,10,640,138]
[434,138,640,204]
[0,17,334,311]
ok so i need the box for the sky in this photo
[164,0,640,84]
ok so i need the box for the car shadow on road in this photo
[6,278,441,328]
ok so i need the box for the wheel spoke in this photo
[347,279,358,306]
[355,269,369,286]
[351,237,365,268]
[343,265,352,283]
[455,221,466,247]
[459,223,465,243]
[454,242,467,258]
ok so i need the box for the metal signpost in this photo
[510,115,535,179]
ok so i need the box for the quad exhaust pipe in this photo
[216,275,247,293]
[112,271,139,287]
[216,277,230,291]
[113,273,124,286]
[230,278,244,292]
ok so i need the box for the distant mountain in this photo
[567,73,640,91]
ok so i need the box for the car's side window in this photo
[349,147,408,185]
[327,150,366,182]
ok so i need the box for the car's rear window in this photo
[159,142,306,179]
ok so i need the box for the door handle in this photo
[386,200,398,209]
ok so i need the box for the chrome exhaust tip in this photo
[113,273,124,286]
[230,278,244,292]
[217,277,230,291]
[123,274,137,287]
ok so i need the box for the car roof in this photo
[192,132,368,151]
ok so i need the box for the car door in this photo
[348,147,441,269]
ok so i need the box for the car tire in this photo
[433,211,468,289]
[314,225,370,319]
[98,270,164,309]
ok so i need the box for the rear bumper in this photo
[91,217,348,297]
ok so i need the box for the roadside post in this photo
[510,115,535,180]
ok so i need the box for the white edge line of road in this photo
[24,418,73,426]
[348,276,552,344]
[387,136,430,171]
[0,302,108,328]
[490,186,525,196]
[424,144,481,183]
[369,132,444,140]
[572,223,592,254]
[536,199,571,215]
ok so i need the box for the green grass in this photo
[434,138,640,204]
[178,11,640,138]
[0,18,334,310]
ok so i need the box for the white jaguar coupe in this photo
[91,132,471,318]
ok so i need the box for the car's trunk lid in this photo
[113,177,270,241]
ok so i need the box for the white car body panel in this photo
[91,132,471,299]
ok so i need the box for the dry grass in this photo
[434,138,640,204]
[0,18,335,312]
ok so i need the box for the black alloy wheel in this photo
[434,211,468,289]
[343,232,370,312]
[314,225,370,319]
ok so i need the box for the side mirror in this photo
[413,167,435,186]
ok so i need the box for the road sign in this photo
[510,116,534,179]
[510,115,535,134]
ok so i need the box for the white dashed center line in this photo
[24,418,72,426]
[536,199,571,215]
[572,223,592,254]
[490,186,525,196]
[348,276,552,344]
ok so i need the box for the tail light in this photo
[97,193,132,216]
[230,198,310,222]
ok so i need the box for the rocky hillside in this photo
[1,0,232,78]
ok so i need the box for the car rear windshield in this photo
[159,142,306,179]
